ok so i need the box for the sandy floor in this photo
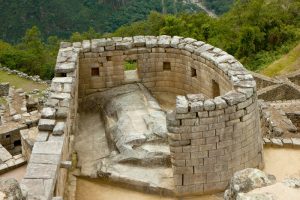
[0,164,27,182]
[76,178,222,200]
[263,148,300,181]
[76,148,300,200]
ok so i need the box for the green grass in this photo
[259,43,300,77]
[0,97,7,105]
[124,60,138,71]
[0,71,48,92]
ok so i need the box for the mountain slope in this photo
[0,0,199,43]
[260,43,300,77]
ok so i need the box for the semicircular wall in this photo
[60,35,263,196]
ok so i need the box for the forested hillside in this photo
[0,0,199,43]
[0,0,299,81]
[203,0,234,15]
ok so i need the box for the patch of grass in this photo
[0,71,48,92]
[0,97,7,105]
[124,60,138,71]
[259,43,300,77]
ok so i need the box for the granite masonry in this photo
[20,35,264,199]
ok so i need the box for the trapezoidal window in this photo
[124,60,139,82]
[106,56,112,61]
[91,68,100,76]
[212,79,220,97]
[191,67,197,77]
[163,62,171,71]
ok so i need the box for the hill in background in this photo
[0,0,200,43]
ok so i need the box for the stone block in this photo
[176,96,188,114]
[53,122,65,136]
[41,107,56,119]
[38,119,56,131]
[203,100,215,111]
[32,141,63,155]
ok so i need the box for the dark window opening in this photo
[5,135,10,139]
[91,68,100,76]
[191,68,197,77]
[212,79,220,97]
[56,73,67,77]
[106,56,112,61]
[14,140,21,147]
[163,62,171,71]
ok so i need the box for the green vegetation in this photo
[0,0,299,80]
[203,0,234,15]
[0,70,48,92]
[260,43,300,77]
[124,60,138,71]
[0,0,199,43]
[110,0,300,73]
[0,97,7,105]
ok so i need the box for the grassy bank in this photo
[0,71,48,92]
[259,43,300,77]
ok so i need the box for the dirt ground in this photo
[76,148,300,200]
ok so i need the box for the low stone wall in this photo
[20,47,79,199]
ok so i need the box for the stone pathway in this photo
[74,112,110,177]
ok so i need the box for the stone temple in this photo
[7,35,266,199]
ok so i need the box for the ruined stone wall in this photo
[21,35,263,198]
[20,44,80,199]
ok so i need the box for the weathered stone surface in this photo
[53,122,65,136]
[55,62,76,73]
[0,146,13,162]
[224,168,276,200]
[222,91,247,106]
[176,96,188,114]
[283,178,300,188]
[0,178,24,200]
[236,193,275,200]
[204,99,216,111]
[56,107,68,119]
[38,119,56,131]
[12,114,21,122]
[41,107,56,119]
[32,141,63,155]
[24,163,58,179]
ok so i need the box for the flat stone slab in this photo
[0,145,13,162]
[24,163,58,179]
[21,178,54,199]
[30,153,61,165]
[32,141,63,155]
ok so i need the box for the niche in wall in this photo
[163,62,171,71]
[212,79,220,97]
[91,68,100,76]
[191,67,197,77]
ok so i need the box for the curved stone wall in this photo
[77,36,234,98]
[75,35,263,195]
[21,35,263,199]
